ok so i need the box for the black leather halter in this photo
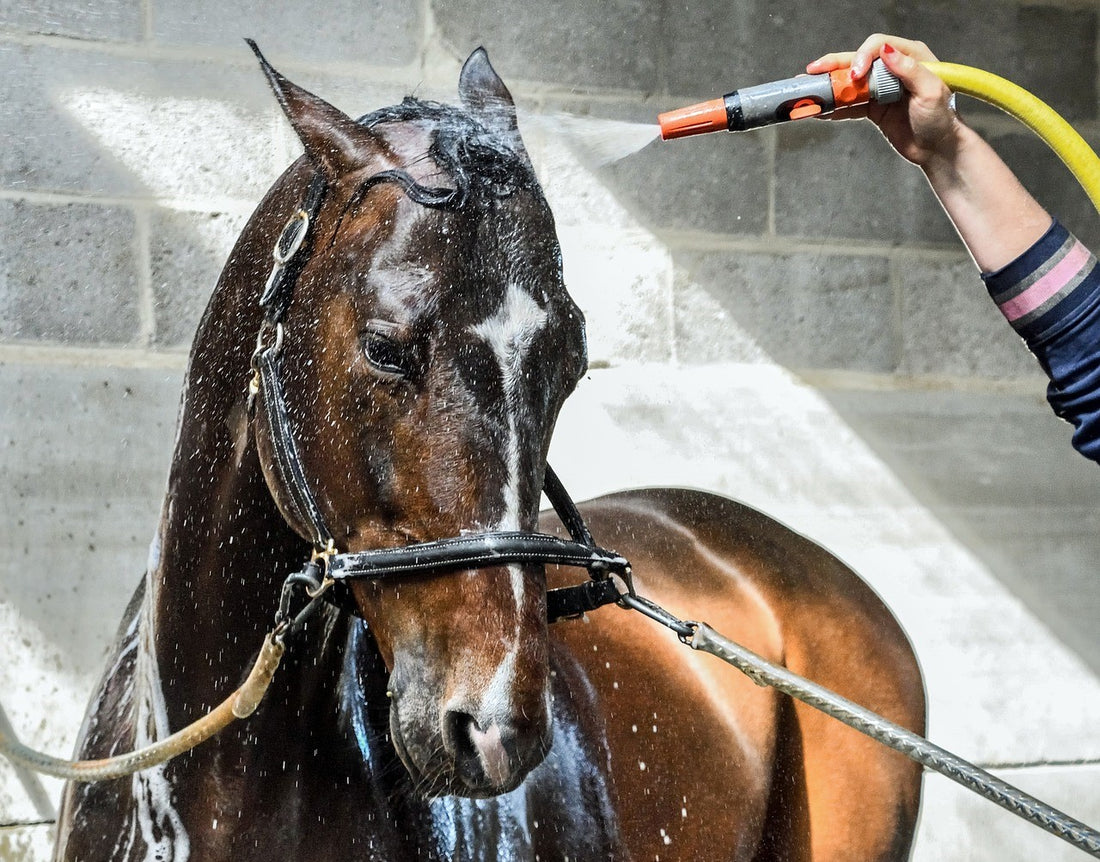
[250,172,632,626]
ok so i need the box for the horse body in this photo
[547,490,925,861]
[53,47,924,862]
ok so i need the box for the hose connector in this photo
[869,60,903,105]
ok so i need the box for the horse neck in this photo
[145,340,393,776]
[144,182,319,721]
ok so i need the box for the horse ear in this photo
[248,39,379,180]
[458,48,527,155]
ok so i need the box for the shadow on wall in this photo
[0,57,282,661]
[568,110,1100,673]
[3,0,1098,665]
[2,0,1100,688]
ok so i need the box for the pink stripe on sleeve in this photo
[999,241,1092,322]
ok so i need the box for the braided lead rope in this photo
[686,621,1100,859]
[0,634,284,783]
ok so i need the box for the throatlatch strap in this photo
[542,464,595,548]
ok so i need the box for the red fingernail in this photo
[883,44,896,55]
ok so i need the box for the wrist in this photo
[919,117,976,186]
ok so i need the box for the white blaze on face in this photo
[469,282,549,614]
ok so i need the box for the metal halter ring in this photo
[273,210,310,265]
[252,321,285,362]
[311,538,337,567]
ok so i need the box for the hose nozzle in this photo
[659,60,903,140]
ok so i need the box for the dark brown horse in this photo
[53,47,924,862]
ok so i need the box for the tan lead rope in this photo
[0,633,284,783]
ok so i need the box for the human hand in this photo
[806,35,960,168]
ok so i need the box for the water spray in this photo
[658,60,1100,213]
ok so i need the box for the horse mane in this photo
[351,97,537,211]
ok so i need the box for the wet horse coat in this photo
[54,48,925,861]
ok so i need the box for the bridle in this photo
[248,169,635,634]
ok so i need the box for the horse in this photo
[53,45,925,862]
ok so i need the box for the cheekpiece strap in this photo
[254,343,335,550]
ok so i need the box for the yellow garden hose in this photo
[924,61,1100,212]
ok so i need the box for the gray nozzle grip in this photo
[726,72,836,131]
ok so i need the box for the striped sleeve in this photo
[983,218,1100,463]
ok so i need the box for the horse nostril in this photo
[444,709,477,760]
[444,709,513,789]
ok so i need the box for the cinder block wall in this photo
[3,1,1099,859]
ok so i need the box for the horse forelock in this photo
[354,97,536,210]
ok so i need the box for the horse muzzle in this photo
[443,703,552,796]
[387,650,553,799]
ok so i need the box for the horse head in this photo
[246,47,587,798]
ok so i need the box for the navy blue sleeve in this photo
[982,219,1100,463]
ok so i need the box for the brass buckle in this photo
[308,539,338,598]
[247,322,285,399]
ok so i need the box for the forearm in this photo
[921,120,1052,273]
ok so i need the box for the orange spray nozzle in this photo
[658,98,729,140]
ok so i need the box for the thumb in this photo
[879,43,947,103]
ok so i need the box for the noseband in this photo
[249,170,632,629]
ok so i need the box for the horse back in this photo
[545,487,925,862]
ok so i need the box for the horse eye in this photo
[363,332,410,379]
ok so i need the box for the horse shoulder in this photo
[545,490,783,860]
[544,487,925,862]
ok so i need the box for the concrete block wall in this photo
[2,1,1099,859]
